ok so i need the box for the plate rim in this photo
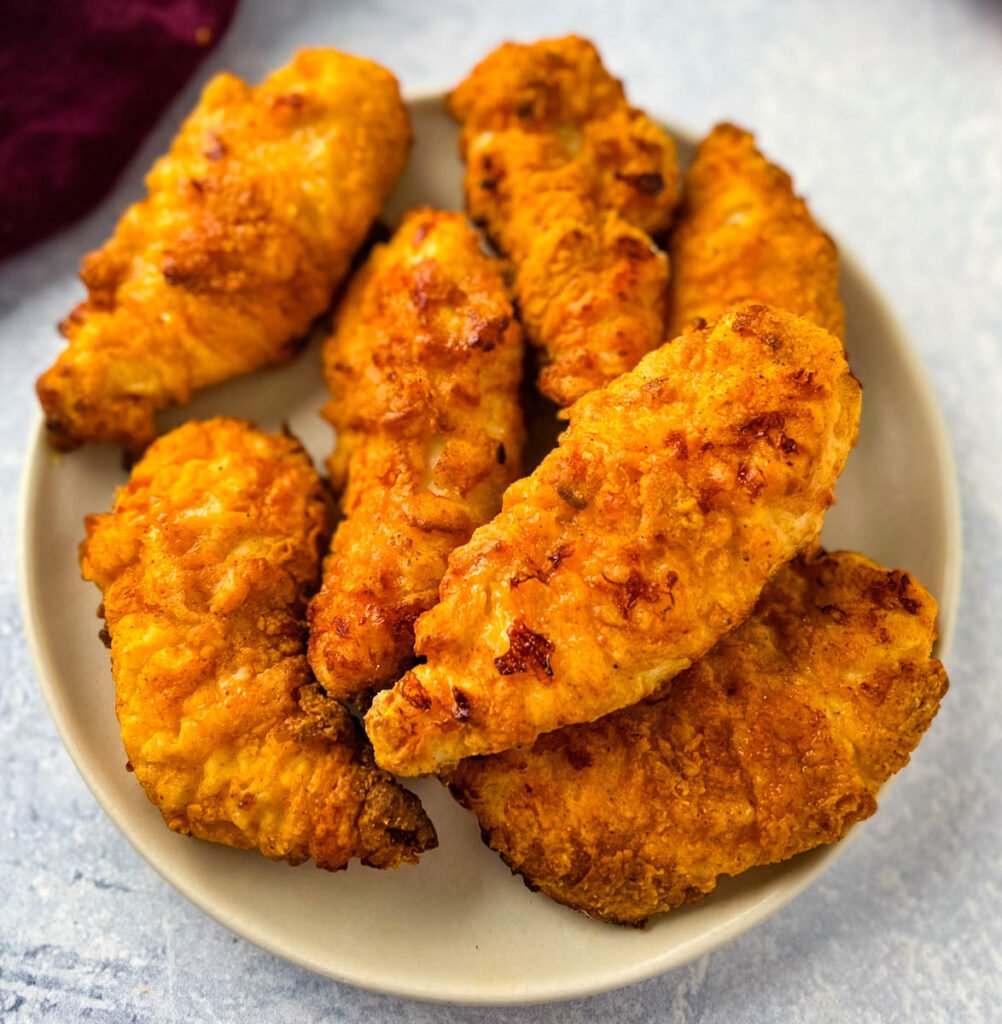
[16,90,963,1005]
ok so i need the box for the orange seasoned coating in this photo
[80,418,436,870]
[308,209,525,702]
[448,35,680,407]
[445,551,948,925]
[366,306,862,775]
[38,49,411,453]
[667,123,844,341]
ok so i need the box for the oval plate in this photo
[19,94,961,1005]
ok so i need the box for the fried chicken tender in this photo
[366,305,862,774]
[308,209,525,703]
[445,551,948,924]
[37,49,411,454]
[667,123,844,341]
[79,418,436,869]
[448,36,680,407]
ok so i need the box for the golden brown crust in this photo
[445,551,947,924]
[366,305,862,775]
[79,417,435,869]
[307,209,525,702]
[448,35,680,406]
[38,49,412,453]
[667,123,844,340]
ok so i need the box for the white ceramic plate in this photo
[19,95,961,1005]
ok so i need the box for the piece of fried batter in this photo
[308,209,525,703]
[445,551,948,925]
[37,49,411,453]
[79,418,436,869]
[366,305,862,775]
[667,123,844,341]
[448,35,680,407]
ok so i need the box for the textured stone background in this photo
[2,0,1000,1020]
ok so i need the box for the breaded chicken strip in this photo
[667,123,844,340]
[80,418,435,869]
[308,209,525,703]
[366,306,861,774]
[38,49,411,453]
[449,36,680,407]
[445,551,948,924]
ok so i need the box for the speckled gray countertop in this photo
[2,1,1000,1020]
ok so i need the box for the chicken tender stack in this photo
[446,551,947,924]
[80,418,436,870]
[308,209,525,703]
[38,49,412,453]
[366,305,861,775]
[51,38,948,933]
[667,123,844,340]
[449,35,680,406]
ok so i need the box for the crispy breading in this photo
[79,418,436,869]
[37,49,411,453]
[366,306,862,775]
[448,36,680,407]
[308,209,525,703]
[445,551,948,925]
[667,123,844,340]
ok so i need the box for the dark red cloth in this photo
[0,0,238,260]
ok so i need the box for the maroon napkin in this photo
[0,0,238,261]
